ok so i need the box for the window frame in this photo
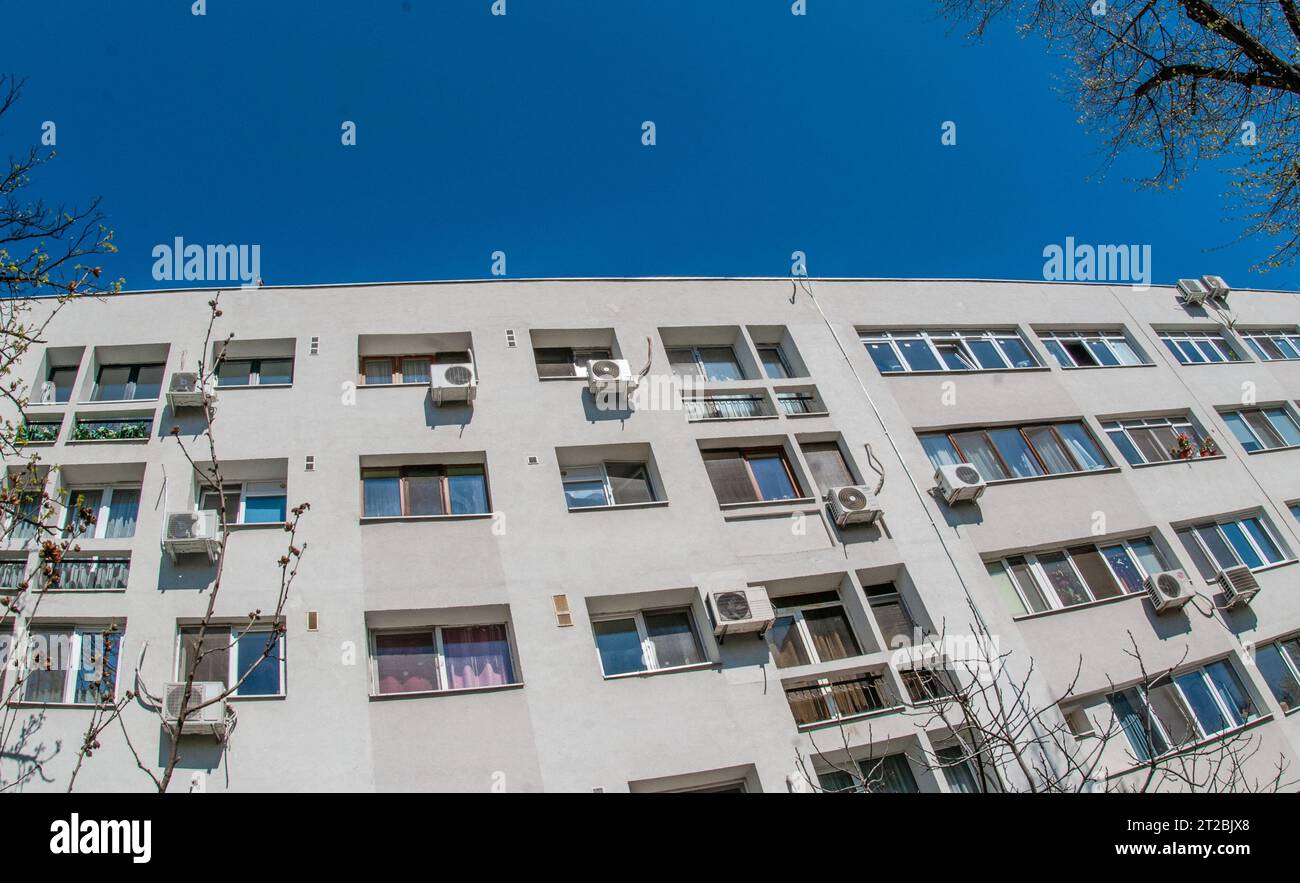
[701,446,805,505]
[1238,328,1300,362]
[756,345,794,379]
[358,353,460,386]
[767,592,862,668]
[860,329,1040,374]
[359,464,491,518]
[18,625,121,706]
[1156,330,1245,365]
[682,393,772,421]
[665,345,747,382]
[1037,329,1148,368]
[1101,414,1212,466]
[1176,513,1293,577]
[990,536,1170,615]
[1256,636,1300,712]
[533,346,613,379]
[919,420,1111,482]
[216,356,295,388]
[90,362,165,402]
[61,484,142,539]
[1218,405,1300,453]
[590,606,707,678]
[560,461,656,510]
[1112,660,1259,760]
[368,623,520,696]
[175,624,286,699]
[45,364,78,403]
[784,671,896,727]
[199,480,288,526]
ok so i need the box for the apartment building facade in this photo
[3,277,1299,793]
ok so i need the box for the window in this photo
[372,624,517,695]
[1102,414,1215,465]
[1220,406,1300,452]
[936,745,991,793]
[7,490,45,540]
[91,363,164,401]
[767,592,861,668]
[0,558,24,589]
[817,753,919,793]
[1175,514,1292,578]
[1157,330,1244,365]
[361,353,467,385]
[1291,503,1300,524]
[560,462,655,509]
[62,486,141,539]
[217,357,294,387]
[985,536,1171,615]
[18,418,61,444]
[592,608,705,676]
[701,447,803,504]
[45,364,77,403]
[757,345,794,379]
[179,625,284,698]
[1038,329,1146,368]
[683,394,769,420]
[799,442,854,494]
[199,481,287,525]
[865,583,918,649]
[20,627,121,705]
[666,345,746,382]
[777,392,821,415]
[1239,328,1300,362]
[53,557,130,591]
[534,347,612,378]
[1256,637,1300,712]
[361,465,489,517]
[786,672,893,726]
[861,329,1039,374]
[919,421,1109,481]
[901,668,956,703]
[1109,660,1259,761]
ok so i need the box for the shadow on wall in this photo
[423,396,473,432]
[581,390,633,424]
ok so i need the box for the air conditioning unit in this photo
[431,361,477,406]
[163,681,229,738]
[585,358,639,395]
[1200,275,1230,303]
[166,372,214,409]
[161,510,220,562]
[1177,278,1209,306]
[38,381,57,404]
[1218,565,1260,608]
[706,585,775,638]
[826,485,882,526]
[934,463,986,505]
[1144,569,1194,613]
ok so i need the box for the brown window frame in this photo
[360,464,491,517]
[701,446,803,504]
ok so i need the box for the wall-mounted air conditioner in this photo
[1218,565,1260,608]
[1143,569,1194,613]
[163,681,229,738]
[1200,275,1230,303]
[706,585,775,638]
[431,360,477,406]
[1177,278,1209,306]
[161,510,220,562]
[934,463,986,505]
[166,372,215,409]
[826,485,882,526]
[586,359,638,396]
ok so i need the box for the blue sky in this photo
[4,0,1294,289]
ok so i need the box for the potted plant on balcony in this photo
[1198,436,1219,457]
[1171,432,1194,460]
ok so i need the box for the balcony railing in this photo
[70,418,151,442]
[786,672,895,726]
[684,395,770,421]
[51,557,130,591]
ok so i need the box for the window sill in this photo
[687,414,778,424]
[1011,590,1144,622]
[369,682,524,701]
[357,381,431,390]
[1128,454,1226,469]
[65,437,150,445]
[985,466,1121,487]
[782,410,830,419]
[226,521,288,531]
[1057,363,1155,370]
[41,588,128,595]
[214,383,294,391]
[1109,714,1275,777]
[16,440,57,447]
[796,704,904,732]
[602,661,717,681]
[1244,444,1300,456]
[879,366,1050,377]
[227,693,286,702]
[76,398,159,406]
[8,701,116,710]
[359,513,494,524]
[719,496,817,512]
[537,374,588,382]
[567,500,670,513]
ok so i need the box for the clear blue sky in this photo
[4,0,1294,289]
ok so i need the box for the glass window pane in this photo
[1241,517,1284,564]
[920,435,961,470]
[104,488,140,538]
[1037,551,1091,607]
[1243,410,1286,449]
[1194,339,1227,363]
[951,431,1010,481]
[74,632,119,704]
[803,607,861,662]
[399,358,430,384]
[605,462,654,505]
[801,443,853,494]
[441,624,515,689]
[256,358,293,385]
[362,474,402,518]
[1042,339,1072,368]
[405,468,446,516]
[1257,644,1300,712]
[1085,339,1120,366]
[243,494,287,524]
[995,336,1037,368]
[593,618,645,675]
[93,366,131,401]
[747,453,798,501]
[63,488,103,537]
[817,769,858,793]
[868,594,916,648]
[1205,661,1256,726]
[363,359,392,384]
[1111,689,1168,761]
[987,429,1045,478]
[217,359,253,386]
[1223,412,1262,452]
[1264,408,1300,447]
[564,480,609,509]
[1175,671,1228,736]
[1109,338,1143,366]
[1023,427,1076,474]
[965,337,1008,370]
[24,630,72,703]
[1008,557,1051,613]
[768,615,811,668]
[1106,427,1145,466]
[446,467,489,514]
[1127,537,1167,577]
[896,338,941,372]
[702,451,757,505]
[985,561,1028,617]
[181,628,231,686]
[934,341,976,371]
[1064,340,1098,367]
[666,348,702,379]
[48,366,77,401]
[862,754,920,794]
[1069,546,1122,599]
[374,632,438,694]
[1100,545,1145,594]
[1146,682,1197,748]
[758,347,790,378]
[865,341,905,373]
[1057,423,1108,470]
[1220,521,1265,569]
[534,347,576,378]
[235,631,282,696]
[644,610,703,668]
[1195,525,1240,570]
[697,347,744,382]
